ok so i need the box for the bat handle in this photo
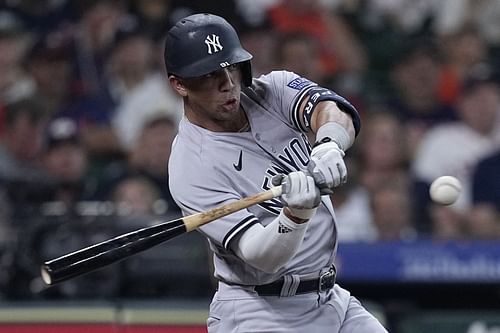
[184,185,282,232]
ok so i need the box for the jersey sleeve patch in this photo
[287,77,314,90]
[222,215,259,250]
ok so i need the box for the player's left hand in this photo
[272,172,321,221]
[308,141,347,194]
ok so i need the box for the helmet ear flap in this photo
[241,61,252,87]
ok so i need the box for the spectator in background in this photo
[111,177,212,299]
[0,98,46,183]
[70,0,128,95]
[57,25,182,160]
[370,177,416,241]
[0,0,72,33]
[97,114,180,215]
[334,110,409,242]
[469,147,500,240]
[107,29,181,150]
[358,0,436,36]
[233,0,278,29]
[275,32,326,87]
[464,204,500,239]
[0,185,11,235]
[411,67,500,235]
[127,114,177,208]
[357,110,409,193]
[0,98,48,218]
[439,26,491,105]
[332,154,377,243]
[427,0,500,49]
[112,175,162,218]
[429,205,464,240]
[431,202,499,241]
[388,40,457,159]
[126,0,187,75]
[353,0,498,39]
[128,0,177,42]
[239,27,277,78]
[266,0,367,96]
[25,31,76,119]
[40,117,97,206]
[55,0,128,157]
[0,11,34,109]
[472,148,500,212]
[0,187,13,275]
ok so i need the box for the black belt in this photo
[254,268,336,296]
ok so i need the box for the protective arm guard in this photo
[232,210,308,274]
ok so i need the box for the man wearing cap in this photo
[166,13,387,333]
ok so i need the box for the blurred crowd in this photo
[0,0,499,300]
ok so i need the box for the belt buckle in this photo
[319,269,335,292]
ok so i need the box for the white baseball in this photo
[429,176,462,205]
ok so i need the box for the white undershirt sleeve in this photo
[231,210,309,273]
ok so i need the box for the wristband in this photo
[314,122,352,151]
[286,206,317,220]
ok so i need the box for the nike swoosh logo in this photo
[233,150,243,171]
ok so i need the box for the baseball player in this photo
[166,14,387,332]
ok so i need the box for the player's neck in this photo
[238,120,250,132]
[185,105,249,133]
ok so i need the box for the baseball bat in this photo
[41,186,282,285]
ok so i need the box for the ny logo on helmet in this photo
[205,34,223,54]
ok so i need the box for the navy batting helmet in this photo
[164,13,253,86]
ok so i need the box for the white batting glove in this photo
[308,141,347,194]
[272,172,321,220]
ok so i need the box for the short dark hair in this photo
[462,64,499,93]
[4,98,45,126]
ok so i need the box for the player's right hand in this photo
[272,171,321,220]
[308,141,347,194]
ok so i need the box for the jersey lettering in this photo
[266,163,288,176]
[277,150,298,173]
[303,101,314,128]
[277,138,310,172]
[259,176,283,215]
[258,137,311,216]
[290,139,310,166]
[258,199,283,215]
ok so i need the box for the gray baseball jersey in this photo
[169,70,387,333]
[169,70,352,285]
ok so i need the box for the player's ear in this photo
[169,75,188,97]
